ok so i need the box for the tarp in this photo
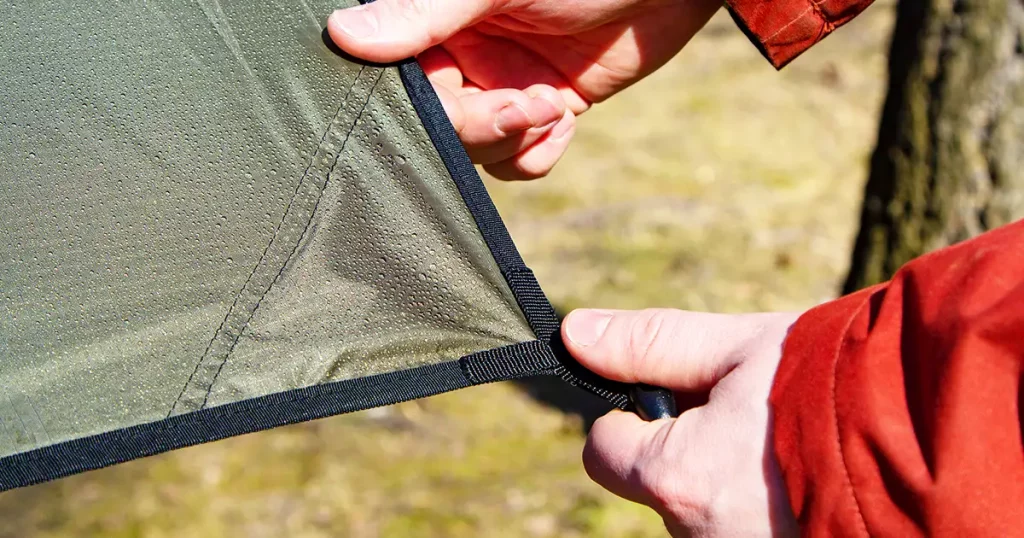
[0,0,631,491]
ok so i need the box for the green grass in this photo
[0,5,896,537]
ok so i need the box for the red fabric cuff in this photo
[770,221,1024,536]
[769,283,884,536]
[725,0,876,68]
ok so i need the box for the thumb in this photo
[562,309,773,391]
[328,0,494,63]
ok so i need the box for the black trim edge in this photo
[0,340,560,492]
[394,59,630,409]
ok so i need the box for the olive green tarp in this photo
[0,0,628,491]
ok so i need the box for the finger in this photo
[431,83,466,136]
[477,1,723,104]
[444,29,591,113]
[456,86,562,146]
[328,0,494,63]
[583,410,673,506]
[483,109,575,180]
[459,86,565,164]
[420,47,471,133]
[562,309,775,392]
[420,46,464,91]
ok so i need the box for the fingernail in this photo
[495,103,531,134]
[565,310,613,347]
[334,6,378,39]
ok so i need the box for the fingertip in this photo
[431,83,465,134]
[523,84,566,127]
[495,103,533,134]
[328,7,377,38]
[327,5,425,63]
[563,309,614,350]
[327,7,376,49]
[482,110,575,180]
[560,88,592,115]
[547,111,576,142]
[561,309,622,382]
[492,88,562,135]
[524,84,564,105]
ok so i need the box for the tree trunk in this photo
[843,0,1024,293]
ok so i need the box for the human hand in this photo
[562,308,802,537]
[328,0,721,180]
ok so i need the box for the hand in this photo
[562,308,802,537]
[328,0,721,180]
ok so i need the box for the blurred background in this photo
[4,1,1017,536]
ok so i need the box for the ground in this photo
[0,5,895,537]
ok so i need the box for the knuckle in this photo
[392,0,429,17]
[525,84,564,106]
[390,0,438,42]
[625,309,673,378]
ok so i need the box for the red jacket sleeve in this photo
[726,0,876,68]
[771,220,1024,537]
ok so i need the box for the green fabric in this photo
[0,0,534,459]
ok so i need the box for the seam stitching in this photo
[830,301,874,538]
[198,69,386,409]
[168,66,374,416]
[167,67,366,417]
[764,0,835,44]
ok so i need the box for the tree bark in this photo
[843,0,1024,293]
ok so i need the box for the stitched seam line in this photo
[167,66,372,417]
[830,301,873,537]
[764,0,835,44]
[198,69,386,408]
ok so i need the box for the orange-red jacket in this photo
[726,2,1024,535]
[772,220,1024,536]
[727,0,876,68]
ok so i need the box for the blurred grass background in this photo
[0,4,895,537]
